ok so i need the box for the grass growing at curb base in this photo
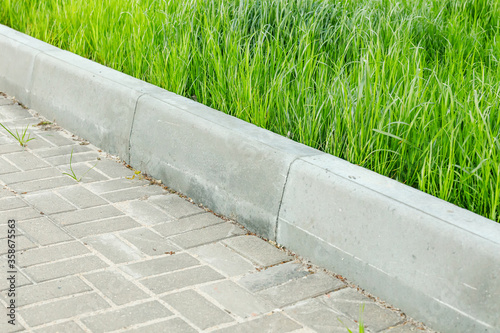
[62,149,98,182]
[1,0,499,222]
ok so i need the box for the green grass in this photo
[1,0,499,222]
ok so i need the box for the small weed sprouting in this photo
[0,122,35,147]
[62,148,98,182]
[340,304,365,333]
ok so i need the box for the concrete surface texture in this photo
[0,95,432,332]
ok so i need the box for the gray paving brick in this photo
[16,276,92,307]
[23,192,75,215]
[120,253,199,279]
[85,178,149,194]
[93,159,135,178]
[163,289,233,329]
[18,241,89,267]
[381,323,433,332]
[0,314,24,332]
[60,162,109,183]
[101,186,165,203]
[84,234,145,263]
[0,235,36,255]
[0,104,31,120]
[10,176,76,193]
[258,271,345,307]
[4,152,50,171]
[0,135,15,145]
[1,118,38,129]
[321,288,403,332]
[200,280,275,318]
[50,205,124,226]
[115,200,173,226]
[36,144,92,158]
[0,143,24,155]
[153,213,224,237]
[81,301,172,333]
[24,255,108,282]
[215,313,302,333]
[64,216,140,238]
[189,242,255,277]
[36,132,74,147]
[0,187,14,198]
[0,167,60,184]
[170,222,245,249]
[0,207,41,221]
[123,318,196,333]
[19,135,53,150]
[238,262,311,293]
[141,265,224,294]
[0,259,32,291]
[149,195,205,218]
[56,186,107,209]
[284,298,358,333]
[33,321,86,333]
[18,217,72,245]
[45,151,99,166]
[223,235,292,267]
[19,292,110,326]
[0,197,26,211]
[84,270,148,305]
[120,228,179,256]
[0,157,20,174]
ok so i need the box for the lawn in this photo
[1,0,499,222]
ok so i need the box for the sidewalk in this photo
[0,93,432,333]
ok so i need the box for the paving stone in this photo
[33,321,86,333]
[23,192,75,215]
[162,289,233,329]
[36,144,92,158]
[56,186,107,209]
[84,270,149,306]
[45,151,99,166]
[258,271,345,307]
[0,104,31,120]
[16,276,92,307]
[0,187,14,198]
[101,186,165,203]
[50,205,124,226]
[0,314,25,332]
[149,195,205,218]
[120,253,199,279]
[0,157,20,174]
[0,135,15,145]
[170,222,245,249]
[3,152,50,171]
[93,159,135,178]
[200,280,275,318]
[24,255,108,282]
[123,318,196,333]
[0,207,41,221]
[321,288,404,332]
[64,216,140,238]
[223,235,292,267]
[141,265,224,294]
[238,262,311,292]
[36,132,74,147]
[0,260,32,290]
[215,313,302,333]
[0,235,36,255]
[284,298,359,333]
[18,241,89,267]
[10,176,76,193]
[381,324,433,332]
[114,200,172,226]
[189,242,255,277]
[19,292,110,326]
[20,135,53,150]
[84,234,144,263]
[81,301,172,333]
[120,228,179,256]
[18,217,72,245]
[59,162,109,183]
[154,213,224,237]
[0,197,27,211]
[0,143,24,154]
[0,167,61,184]
[85,178,149,194]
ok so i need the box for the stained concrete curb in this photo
[1,24,499,333]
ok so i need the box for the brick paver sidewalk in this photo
[0,93,433,332]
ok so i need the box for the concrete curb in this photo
[1,24,499,333]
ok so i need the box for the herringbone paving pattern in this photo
[0,93,433,332]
